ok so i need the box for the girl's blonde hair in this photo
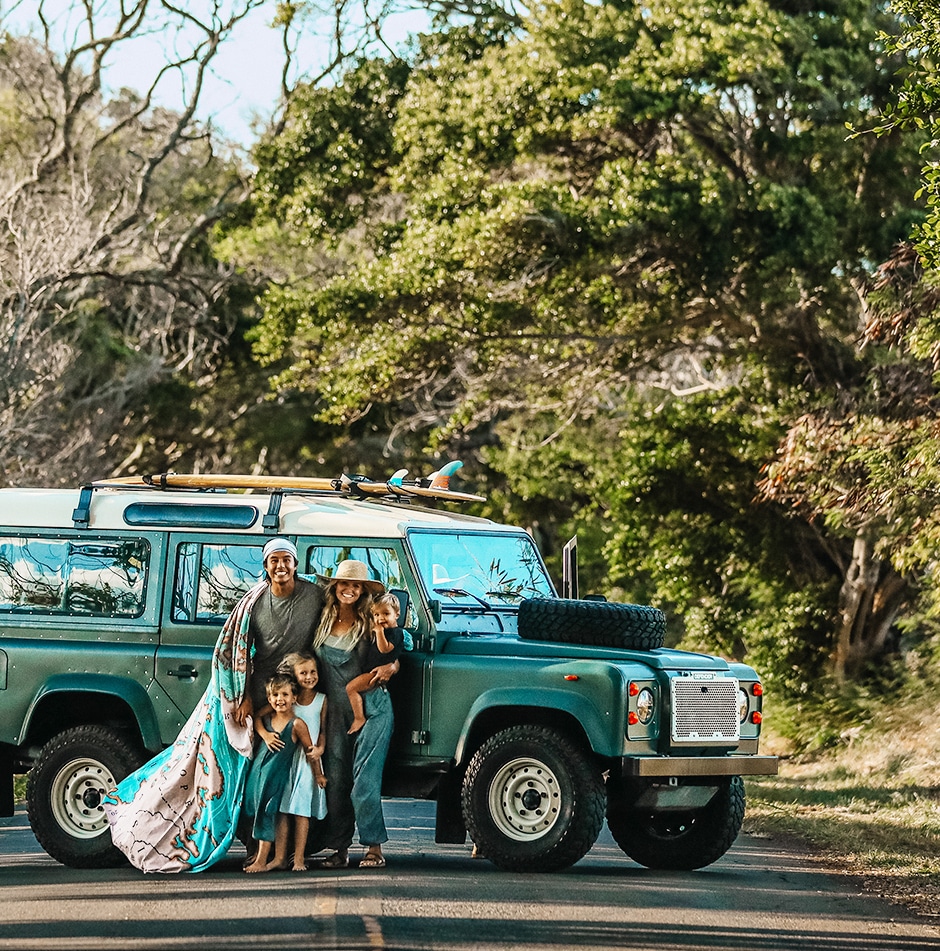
[278,650,317,674]
[265,672,297,697]
[313,583,373,649]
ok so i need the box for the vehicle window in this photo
[408,531,555,607]
[172,542,263,623]
[0,536,149,617]
[305,545,415,627]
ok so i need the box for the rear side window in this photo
[0,536,149,617]
[172,542,264,623]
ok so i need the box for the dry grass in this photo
[744,699,940,918]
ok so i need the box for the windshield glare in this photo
[408,531,555,607]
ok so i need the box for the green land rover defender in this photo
[0,472,776,872]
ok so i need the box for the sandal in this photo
[318,851,349,869]
[359,852,386,869]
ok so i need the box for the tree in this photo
[757,0,940,678]
[241,0,923,686]
[0,1,267,485]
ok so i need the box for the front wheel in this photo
[26,725,146,868]
[606,776,745,870]
[461,725,605,872]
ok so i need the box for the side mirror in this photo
[428,598,442,623]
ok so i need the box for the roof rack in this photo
[74,465,485,531]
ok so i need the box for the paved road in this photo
[1,800,939,950]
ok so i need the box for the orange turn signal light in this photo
[628,682,640,696]
[564,674,579,681]
[752,683,763,696]
[751,711,763,724]
[627,712,639,725]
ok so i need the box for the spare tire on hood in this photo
[517,597,666,651]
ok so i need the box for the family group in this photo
[103,539,405,874]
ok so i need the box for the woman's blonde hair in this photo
[312,582,374,649]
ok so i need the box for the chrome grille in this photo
[671,676,740,745]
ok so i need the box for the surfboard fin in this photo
[429,460,463,490]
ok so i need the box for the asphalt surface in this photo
[1,799,939,950]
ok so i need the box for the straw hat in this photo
[316,559,385,595]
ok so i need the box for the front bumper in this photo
[621,754,779,778]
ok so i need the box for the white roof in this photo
[0,486,506,538]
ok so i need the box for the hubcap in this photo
[487,756,561,841]
[50,758,117,839]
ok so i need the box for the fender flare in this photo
[453,683,620,765]
[24,673,163,750]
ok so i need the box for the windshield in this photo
[408,530,555,608]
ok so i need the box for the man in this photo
[234,537,324,724]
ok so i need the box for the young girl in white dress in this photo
[257,650,328,871]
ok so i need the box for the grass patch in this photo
[744,692,940,917]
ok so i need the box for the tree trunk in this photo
[833,531,908,680]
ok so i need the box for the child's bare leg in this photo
[244,839,273,873]
[267,814,291,870]
[347,688,367,734]
[292,816,310,871]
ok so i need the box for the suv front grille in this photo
[670,676,740,745]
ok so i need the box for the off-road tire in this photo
[27,725,146,869]
[461,725,605,872]
[518,598,666,650]
[606,775,745,870]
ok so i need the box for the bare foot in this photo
[347,717,365,734]
[292,861,308,872]
[243,861,270,874]
[266,860,290,871]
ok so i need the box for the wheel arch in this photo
[454,692,604,770]
[21,674,160,760]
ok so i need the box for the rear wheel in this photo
[461,725,605,872]
[606,776,745,870]
[27,725,146,868]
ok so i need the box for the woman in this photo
[313,559,399,869]
[105,537,322,872]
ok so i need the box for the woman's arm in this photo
[368,657,400,686]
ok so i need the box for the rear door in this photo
[155,534,266,734]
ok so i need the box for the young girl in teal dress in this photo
[241,672,316,873]
[259,651,328,871]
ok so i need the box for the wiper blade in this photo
[433,587,493,611]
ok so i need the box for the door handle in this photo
[167,665,199,680]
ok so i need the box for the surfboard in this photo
[95,473,340,491]
[94,470,485,502]
[338,474,486,502]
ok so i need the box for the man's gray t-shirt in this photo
[248,576,324,709]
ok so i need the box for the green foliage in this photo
[246,0,919,441]
[234,0,927,691]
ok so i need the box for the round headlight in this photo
[737,687,750,722]
[636,687,655,725]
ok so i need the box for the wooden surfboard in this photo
[95,473,339,491]
[94,470,485,502]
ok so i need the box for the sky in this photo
[2,1,427,148]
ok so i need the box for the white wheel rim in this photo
[487,756,561,841]
[49,757,116,838]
